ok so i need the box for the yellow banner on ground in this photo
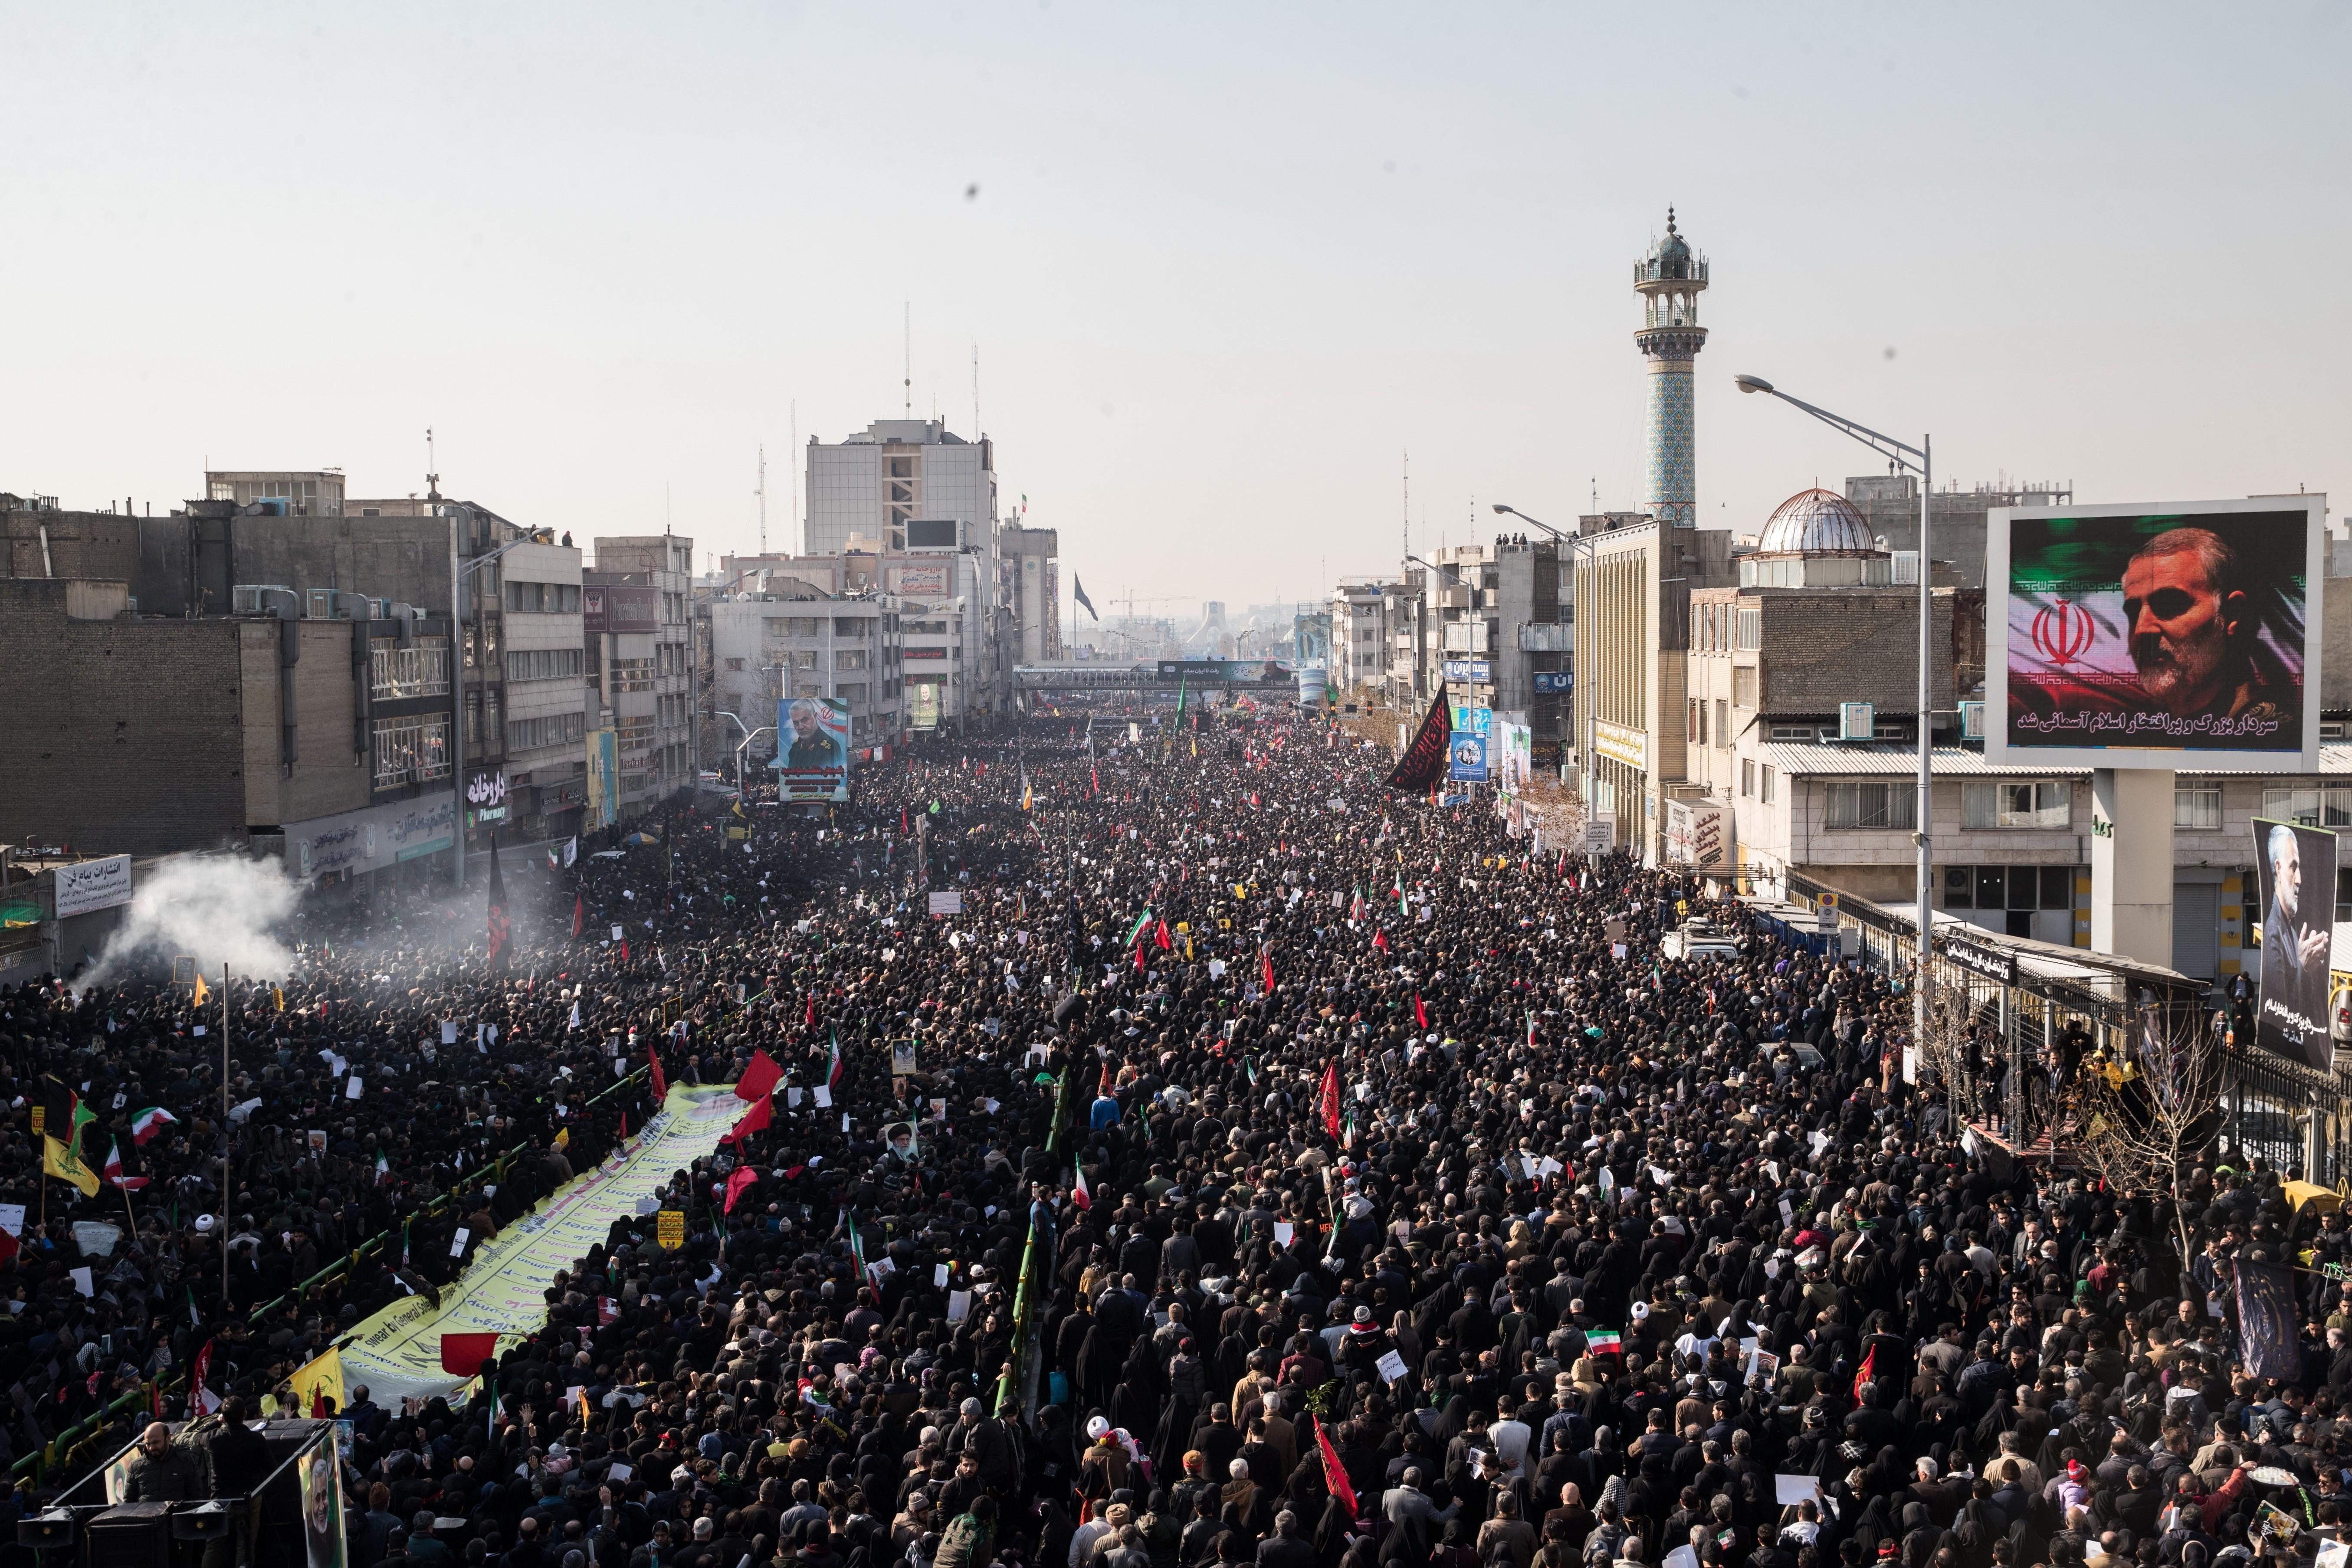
[338,1084,748,1402]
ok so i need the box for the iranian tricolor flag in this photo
[129,1106,177,1146]
[1586,1329,1623,1357]
[189,1338,221,1415]
[1072,1165,1091,1210]
[827,1031,845,1092]
[102,1137,148,1191]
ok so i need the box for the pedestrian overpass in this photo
[1012,659,1298,692]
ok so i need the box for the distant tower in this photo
[1634,207,1709,527]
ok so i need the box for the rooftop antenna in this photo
[425,427,440,503]
[1591,476,1598,514]
[1401,450,1410,568]
[666,480,672,536]
[903,302,912,417]
[757,444,768,555]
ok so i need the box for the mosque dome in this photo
[1757,488,1877,556]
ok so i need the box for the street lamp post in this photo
[1732,374,1933,1069]
[1493,504,1599,817]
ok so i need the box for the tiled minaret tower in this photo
[1634,208,1708,528]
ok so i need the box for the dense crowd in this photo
[0,704,2339,1568]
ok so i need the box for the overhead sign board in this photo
[1443,659,1492,682]
[583,584,659,635]
[1593,720,1647,771]
[1986,497,2323,771]
[1533,672,1573,694]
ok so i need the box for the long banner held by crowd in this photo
[339,1083,748,1402]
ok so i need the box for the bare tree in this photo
[2061,989,2226,1271]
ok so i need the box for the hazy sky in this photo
[6,4,2347,620]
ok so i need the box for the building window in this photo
[1687,699,1702,745]
[1741,759,1754,797]
[1760,764,1775,804]
[725,657,745,671]
[2261,784,2352,827]
[1733,666,1759,709]
[1714,699,1729,748]
[371,715,450,788]
[505,647,586,682]
[1735,607,1761,652]
[1824,781,1917,830]
[2175,777,2223,830]
[1963,780,2071,830]
[1944,864,2074,911]
[369,637,450,700]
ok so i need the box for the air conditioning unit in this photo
[1838,701,1874,741]
[231,584,300,618]
[1960,700,1986,740]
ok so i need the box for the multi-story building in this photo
[589,534,696,815]
[1571,515,1738,856]
[1838,473,2073,589]
[1000,524,1061,665]
[494,539,590,837]
[1330,579,1396,699]
[705,591,905,771]
[804,419,996,556]
[0,576,459,896]
[1673,483,2352,994]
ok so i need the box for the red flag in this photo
[1155,919,1172,951]
[1852,1342,1877,1402]
[735,1049,783,1103]
[902,806,909,832]
[1319,1061,1341,1141]
[441,1332,501,1376]
[720,1095,773,1146]
[1413,994,1428,1030]
[572,892,584,939]
[1315,1416,1358,1519]
[1099,1060,1114,1096]
[805,994,817,1030]
[484,837,511,969]
[1372,929,1389,955]
[724,1165,761,1213]
[620,938,630,964]
[648,1043,667,1102]
[597,1297,620,1326]
[1262,949,1275,992]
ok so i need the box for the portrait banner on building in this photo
[1448,732,1489,783]
[2251,817,2336,1071]
[1987,498,2322,771]
[776,696,851,803]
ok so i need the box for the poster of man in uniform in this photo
[1987,498,2322,771]
[775,696,851,803]
[2252,817,2336,1071]
[299,1435,346,1568]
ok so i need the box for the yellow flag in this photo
[43,1135,98,1197]
[192,972,210,1007]
[288,1345,345,1418]
[273,986,285,1013]
[553,1127,571,1151]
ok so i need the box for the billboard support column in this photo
[2091,767,2175,968]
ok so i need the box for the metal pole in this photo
[450,515,467,889]
[1915,438,1933,1071]
[221,962,230,1307]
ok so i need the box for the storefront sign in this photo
[290,796,457,880]
[466,770,509,825]
[1943,932,2020,985]
[53,856,133,919]
[1533,672,1574,694]
[1442,659,1491,682]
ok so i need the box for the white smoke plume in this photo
[81,854,302,987]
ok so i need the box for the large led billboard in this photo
[1986,498,2323,771]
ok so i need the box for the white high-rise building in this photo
[805,420,996,556]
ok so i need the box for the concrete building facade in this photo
[589,535,696,815]
[804,419,996,557]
